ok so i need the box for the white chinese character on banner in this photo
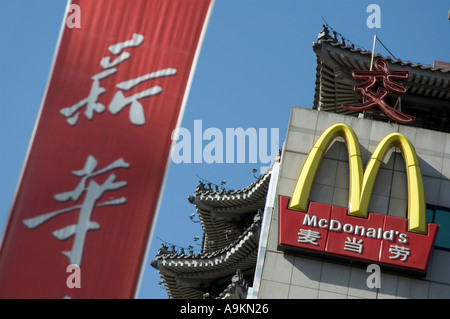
[23,156,130,266]
[60,33,177,126]
[388,245,410,261]
[344,237,364,254]
[298,229,320,245]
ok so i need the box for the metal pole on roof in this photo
[370,34,377,71]
[361,34,377,120]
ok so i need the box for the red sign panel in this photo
[342,58,415,124]
[326,205,385,263]
[279,196,438,273]
[0,0,213,298]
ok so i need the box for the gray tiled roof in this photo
[312,25,450,125]
[151,212,261,299]
[189,167,273,253]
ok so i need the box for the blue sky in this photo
[0,0,448,299]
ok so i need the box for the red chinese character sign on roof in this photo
[342,58,415,124]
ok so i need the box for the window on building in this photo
[427,207,450,250]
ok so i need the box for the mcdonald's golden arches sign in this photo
[279,123,439,273]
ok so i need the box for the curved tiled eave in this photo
[191,172,271,210]
[154,214,260,272]
[320,36,449,74]
[152,217,260,299]
[189,167,273,252]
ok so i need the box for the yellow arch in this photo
[288,123,426,234]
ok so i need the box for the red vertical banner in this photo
[0,0,214,299]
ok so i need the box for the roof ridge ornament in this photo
[342,58,415,124]
[318,24,331,41]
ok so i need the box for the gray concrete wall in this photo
[257,107,450,299]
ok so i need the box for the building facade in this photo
[152,26,450,299]
[256,107,450,298]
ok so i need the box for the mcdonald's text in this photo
[302,212,409,244]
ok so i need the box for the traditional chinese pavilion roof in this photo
[313,25,450,131]
[151,162,277,299]
[151,212,260,299]
[189,170,272,252]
